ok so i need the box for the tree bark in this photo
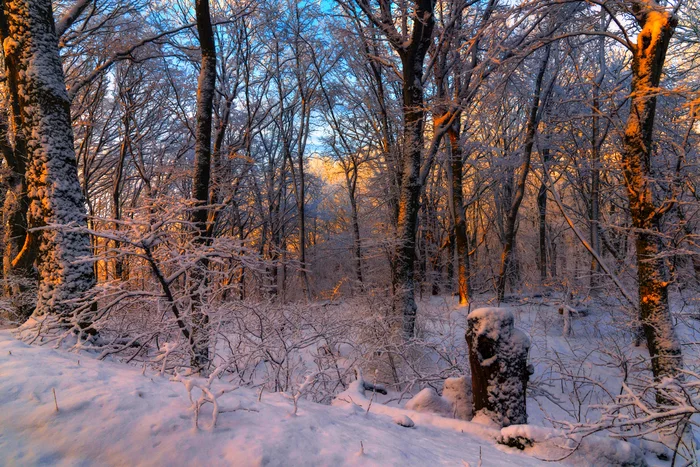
[2,0,95,321]
[346,168,364,286]
[112,92,131,282]
[0,5,37,320]
[190,0,217,371]
[589,22,605,292]
[448,123,470,305]
[537,148,549,283]
[621,4,681,383]
[467,308,530,426]
[191,0,216,236]
[391,0,435,339]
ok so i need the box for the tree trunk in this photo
[497,47,550,302]
[190,0,217,371]
[467,308,530,426]
[346,170,364,286]
[394,54,426,338]
[191,0,216,236]
[0,7,37,321]
[391,1,435,339]
[112,107,130,282]
[589,45,603,292]
[448,122,470,305]
[2,0,95,322]
[621,5,681,383]
[296,151,311,300]
[537,148,549,283]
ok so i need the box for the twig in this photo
[52,388,59,412]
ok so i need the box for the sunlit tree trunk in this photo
[621,4,681,382]
[0,6,37,321]
[112,98,130,282]
[387,0,435,339]
[448,122,470,305]
[1,0,94,321]
[537,148,549,284]
[537,153,549,284]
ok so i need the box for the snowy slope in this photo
[0,330,549,466]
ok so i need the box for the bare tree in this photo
[353,0,436,338]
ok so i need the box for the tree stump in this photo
[466,307,531,426]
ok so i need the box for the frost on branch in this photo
[467,307,530,427]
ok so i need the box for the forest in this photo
[1,0,700,465]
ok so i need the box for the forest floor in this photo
[0,328,547,466]
[0,294,695,466]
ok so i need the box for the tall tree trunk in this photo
[296,152,311,300]
[394,53,427,338]
[590,104,601,291]
[621,4,681,383]
[190,0,217,371]
[448,122,470,305]
[0,7,37,321]
[589,23,604,292]
[112,111,129,281]
[391,0,435,339]
[2,0,95,322]
[354,0,435,337]
[537,148,549,283]
[191,0,216,236]
[346,170,364,286]
[497,47,550,302]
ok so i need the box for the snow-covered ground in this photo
[1,292,692,466]
[0,329,548,466]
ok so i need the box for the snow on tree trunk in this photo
[189,0,217,371]
[0,8,38,321]
[467,307,530,427]
[391,1,435,339]
[3,0,95,321]
[621,2,682,384]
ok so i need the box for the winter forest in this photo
[1,0,700,464]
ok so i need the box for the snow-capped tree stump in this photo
[466,308,531,426]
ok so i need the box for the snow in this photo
[392,414,415,428]
[0,293,687,466]
[442,376,473,420]
[0,330,546,466]
[404,387,453,417]
[499,425,647,466]
[467,307,530,426]
[467,307,530,352]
